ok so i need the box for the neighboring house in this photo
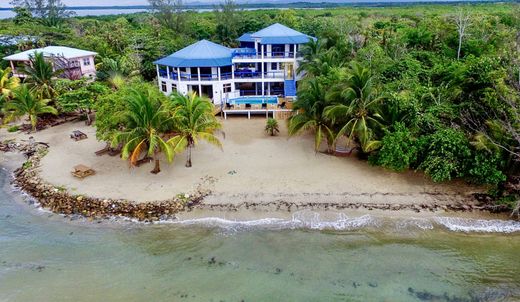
[154,23,315,105]
[3,46,97,79]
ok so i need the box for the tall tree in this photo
[454,8,471,60]
[169,92,223,168]
[148,0,186,32]
[21,51,63,99]
[288,78,336,153]
[214,0,241,46]
[10,0,73,27]
[325,63,386,152]
[5,85,57,131]
[111,88,179,174]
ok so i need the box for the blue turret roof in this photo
[153,40,232,68]
[237,33,255,43]
[251,23,314,44]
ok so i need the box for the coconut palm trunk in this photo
[151,152,161,174]
[185,143,193,168]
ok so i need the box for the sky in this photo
[2,0,152,6]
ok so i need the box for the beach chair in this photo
[278,101,286,109]
[70,130,87,141]
[245,103,252,109]
[261,103,267,109]
[71,164,96,179]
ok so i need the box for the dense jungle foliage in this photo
[1,2,520,210]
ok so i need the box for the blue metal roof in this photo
[237,33,254,42]
[251,23,314,44]
[154,40,232,68]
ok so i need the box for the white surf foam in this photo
[435,217,520,233]
[163,212,520,234]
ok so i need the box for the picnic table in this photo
[71,164,95,179]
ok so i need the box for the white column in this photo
[177,67,181,81]
[218,67,221,81]
[294,44,297,58]
[231,65,235,80]
[197,67,201,82]
[156,64,160,79]
[261,45,264,59]
[198,84,202,96]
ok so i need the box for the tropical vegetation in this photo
[4,84,57,131]
[0,1,519,209]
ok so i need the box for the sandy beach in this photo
[1,118,482,207]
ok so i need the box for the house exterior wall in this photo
[156,41,306,104]
[6,54,97,79]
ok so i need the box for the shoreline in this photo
[1,141,513,223]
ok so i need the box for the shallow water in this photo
[0,169,519,302]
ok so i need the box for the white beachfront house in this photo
[154,23,315,108]
[3,46,97,79]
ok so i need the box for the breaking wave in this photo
[435,217,520,233]
[166,211,520,233]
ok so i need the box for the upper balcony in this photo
[231,48,302,61]
[158,69,285,82]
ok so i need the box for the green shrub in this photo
[7,125,19,132]
[417,128,472,182]
[372,123,417,172]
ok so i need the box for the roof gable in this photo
[250,23,315,44]
[3,46,97,61]
[252,23,306,38]
[154,40,233,68]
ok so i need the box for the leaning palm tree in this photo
[21,52,63,99]
[325,62,385,152]
[288,78,336,153]
[0,67,20,98]
[111,88,179,174]
[5,85,58,131]
[169,92,223,167]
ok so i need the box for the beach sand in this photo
[1,118,482,206]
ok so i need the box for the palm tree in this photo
[169,92,223,167]
[265,118,280,136]
[111,88,179,174]
[325,62,385,152]
[98,57,139,90]
[298,39,342,78]
[288,78,336,153]
[0,67,20,98]
[5,85,58,131]
[21,52,63,99]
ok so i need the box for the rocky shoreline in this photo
[4,142,208,222]
[1,141,513,222]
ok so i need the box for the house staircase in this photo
[284,79,296,97]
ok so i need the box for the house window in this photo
[83,58,91,66]
[223,83,232,93]
[161,81,167,92]
[271,62,277,70]
[171,83,177,92]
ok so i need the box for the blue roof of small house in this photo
[237,33,255,42]
[154,40,233,68]
[251,23,315,44]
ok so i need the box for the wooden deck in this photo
[221,108,293,119]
